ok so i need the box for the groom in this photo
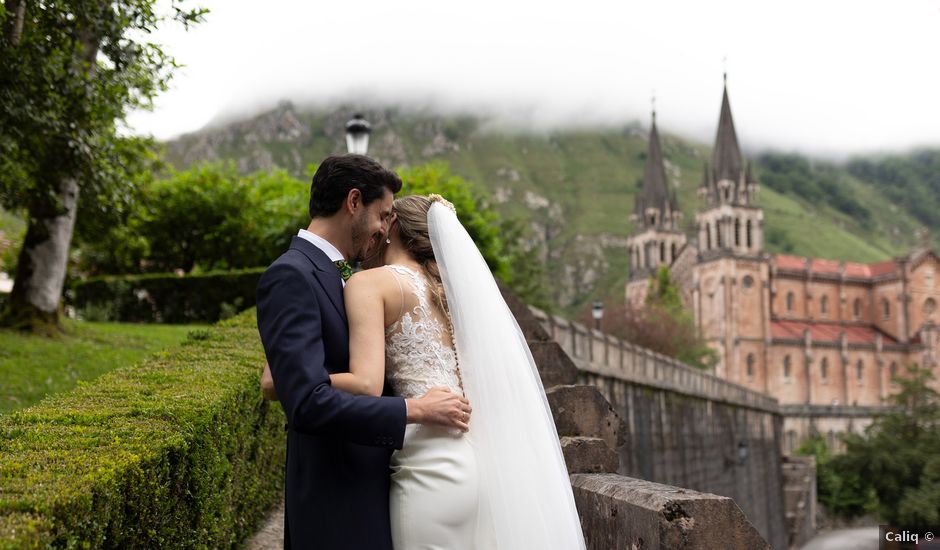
[256,154,472,549]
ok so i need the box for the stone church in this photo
[625,79,940,451]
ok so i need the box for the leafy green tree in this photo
[850,364,940,525]
[0,0,205,332]
[811,364,940,525]
[795,434,877,519]
[76,163,307,274]
[397,161,550,310]
[586,267,716,369]
[644,266,717,369]
[396,161,553,309]
[398,162,508,278]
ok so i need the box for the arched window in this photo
[786,292,795,313]
[706,224,712,250]
[856,359,864,383]
[783,355,791,379]
[786,430,797,453]
[746,219,753,248]
[735,218,741,246]
[821,358,829,380]
[746,354,755,378]
[826,430,835,449]
[821,295,829,316]
[925,298,937,315]
[890,362,898,384]
[671,242,677,261]
[882,299,890,319]
[853,298,862,319]
[660,242,665,263]
[716,221,723,248]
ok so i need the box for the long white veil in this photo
[428,202,586,549]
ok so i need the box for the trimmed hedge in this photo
[69,269,265,324]
[0,309,285,549]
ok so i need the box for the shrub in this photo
[75,163,307,275]
[70,269,265,323]
[0,309,284,548]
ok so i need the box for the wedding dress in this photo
[384,264,488,549]
[383,202,585,549]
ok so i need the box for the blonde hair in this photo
[392,195,449,316]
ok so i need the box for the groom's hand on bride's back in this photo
[406,387,472,432]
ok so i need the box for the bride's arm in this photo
[330,270,395,397]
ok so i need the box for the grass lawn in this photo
[0,320,206,414]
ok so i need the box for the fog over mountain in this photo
[129,0,940,156]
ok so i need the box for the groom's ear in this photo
[344,188,363,215]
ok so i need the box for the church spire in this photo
[711,79,743,185]
[627,108,687,279]
[636,111,670,226]
[634,110,675,229]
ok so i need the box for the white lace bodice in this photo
[384,265,463,399]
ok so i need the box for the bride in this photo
[330,194,585,549]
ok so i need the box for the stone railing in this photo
[530,307,779,412]
[521,305,788,549]
[780,404,891,417]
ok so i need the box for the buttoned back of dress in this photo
[383,265,464,398]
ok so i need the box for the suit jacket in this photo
[256,236,407,549]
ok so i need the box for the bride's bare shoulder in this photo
[344,266,399,296]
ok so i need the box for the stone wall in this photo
[782,455,817,549]
[531,307,789,550]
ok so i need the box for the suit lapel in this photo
[289,236,348,324]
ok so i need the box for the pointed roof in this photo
[711,80,744,183]
[635,113,672,222]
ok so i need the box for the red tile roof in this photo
[772,254,898,280]
[771,319,897,344]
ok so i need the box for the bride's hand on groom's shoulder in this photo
[405,387,472,432]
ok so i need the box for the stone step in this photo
[547,384,623,449]
[561,436,620,474]
[529,341,579,387]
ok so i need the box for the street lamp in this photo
[591,301,604,331]
[345,113,371,155]
[737,440,749,466]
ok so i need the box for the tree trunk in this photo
[3,0,26,45]
[1,13,98,332]
[3,177,80,332]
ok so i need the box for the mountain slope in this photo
[164,103,937,314]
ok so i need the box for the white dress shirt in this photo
[297,229,346,286]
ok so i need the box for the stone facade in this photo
[626,79,940,453]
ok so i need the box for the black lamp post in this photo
[592,301,604,331]
[345,113,371,155]
[737,440,749,465]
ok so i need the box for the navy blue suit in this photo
[256,236,407,549]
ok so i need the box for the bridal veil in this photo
[428,202,586,549]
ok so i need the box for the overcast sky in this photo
[127,0,940,156]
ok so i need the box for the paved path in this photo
[800,527,880,550]
[242,500,284,550]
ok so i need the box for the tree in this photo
[397,161,550,309]
[75,163,308,275]
[794,433,877,519]
[581,267,717,370]
[0,0,205,332]
[815,364,940,525]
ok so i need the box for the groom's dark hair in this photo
[309,154,402,218]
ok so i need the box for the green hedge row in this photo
[69,269,265,324]
[0,310,285,549]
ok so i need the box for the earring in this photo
[386,238,391,244]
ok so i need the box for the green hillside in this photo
[164,104,938,315]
